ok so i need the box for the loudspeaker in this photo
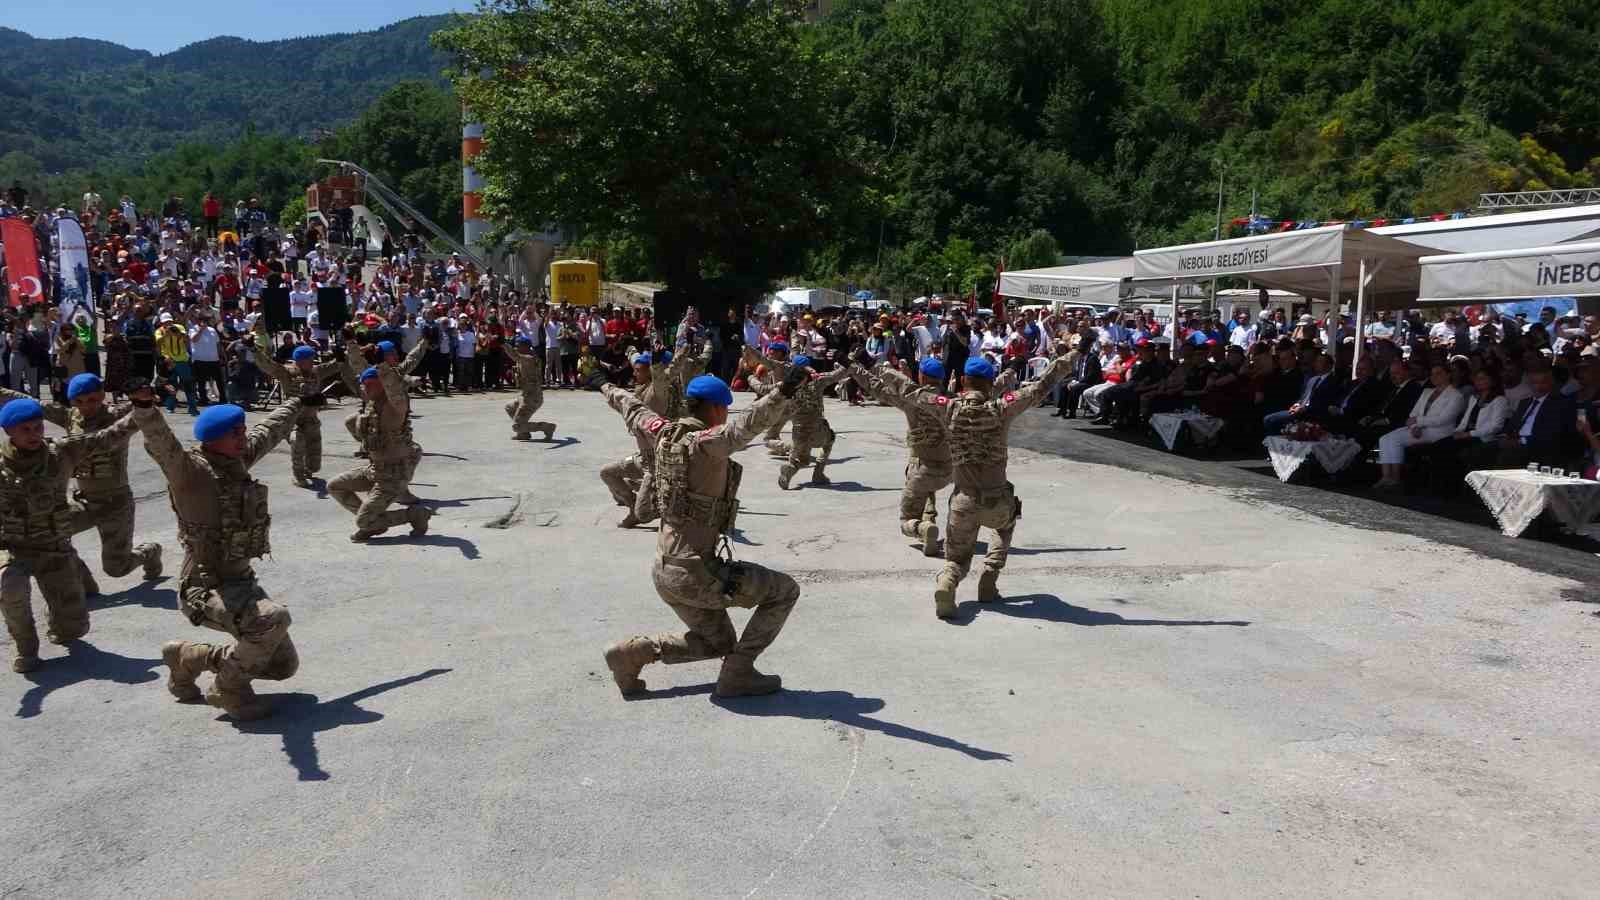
[317,286,349,327]
[262,286,292,332]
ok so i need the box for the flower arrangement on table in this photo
[1281,421,1329,442]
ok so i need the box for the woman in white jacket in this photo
[1375,363,1465,490]
[1412,369,1509,494]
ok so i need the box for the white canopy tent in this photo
[1133,225,1429,369]
[997,258,1128,307]
[1419,240,1600,304]
[1371,203,1600,254]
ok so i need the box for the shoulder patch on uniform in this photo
[934,395,950,406]
[645,418,665,434]
[696,426,724,439]
[1003,391,1018,404]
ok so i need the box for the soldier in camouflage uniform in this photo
[328,364,434,542]
[1,398,140,673]
[655,347,705,422]
[344,338,428,458]
[252,337,345,486]
[1,374,162,595]
[934,355,1070,619]
[599,352,667,528]
[601,370,807,698]
[131,391,321,719]
[505,336,556,441]
[748,342,793,457]
[849,356,954,557]
[744,347,851,490]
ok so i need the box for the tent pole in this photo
[1327,265,1341,349]
[1353,258,1368,376]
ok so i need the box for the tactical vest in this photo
[358,402,413,456]
[653,419,741,534]
[791,377,824,421]
[173,452,272,563]
[949,393,1006,467]
[0,447,75,547]
[69,408,127,486]
[904,391,950,455]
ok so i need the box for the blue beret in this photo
[193,404,246,442]
[291,346,316,362]
[919,357,945,380]
[657,350,673,364]
[514,336,533,348]
[359,366,381,383]
[791,354,813,369]
[964,356,997,380]
[0,398,45,429]
[767,341,788,354]
[376,341,397,355]
[634,353,652,365]
[684,375,733,407]
[67,373,104,400]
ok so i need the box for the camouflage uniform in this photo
[505,347,556,440]
[252,344,344,483]
[747,347,849,485]
[935,357,1070,618]
[850,363,954,556]
[749,368,791,457]
[601,390,799,698]
[343,341,428,457]
[328,359,431,540]
[132,401,303,718]
[598,375,669,526]
[0,387,161,591]
[2,413,140,672]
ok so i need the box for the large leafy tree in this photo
[435,0,866,296]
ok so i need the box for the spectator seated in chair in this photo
[1373,362,1466,491]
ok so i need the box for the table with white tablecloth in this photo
[1262,436,1365,483]
[1464,469,1600,538]
[1150,411,1226,452]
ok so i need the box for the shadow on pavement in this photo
[806,480,894,493]
[420,451,470,461]
[540,437,581,450]
[88,581,177,612]
[366,534,480,559]
[958,594,1250,628]
[712,688,1011,761]
[16,640,161,719]
[422,495,513,509]
[231,667,452,782]
[1003,545,1127,556]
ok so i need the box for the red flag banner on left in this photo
[1,218,45,308]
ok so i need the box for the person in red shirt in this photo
[201,192,221,238]
[214,267,241,307]
[604,309,625,345]
[122,255,149,286]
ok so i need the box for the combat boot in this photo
[206,684,274,721]
[141,543,164,581]
[934,570,959,619]
[12,653,39,674]
[504,400,518,420]
[778,465,796,491]
[978,571,1001,603]
[920,522,940,558]
[408,506,434,536]
[513,430,532,441]
[349,529,381,543]
[602,637,658,697]
[714,655,782,697]
[541,425,556,441]
[809,464,829,486]
[161,640,212,702]
[617,511,640,529]
[353,448,369,459]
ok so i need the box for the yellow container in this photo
[550,259,600,306]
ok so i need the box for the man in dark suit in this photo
[1264,352,1340,434]
[1357,359,1423,448]
[1469,366,1581,470]
[1056,335,1102,418]
[1317,357,1388,436]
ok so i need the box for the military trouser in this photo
[780,419,835,482]
[328,444,422,535]
[763,414,790,455]
[70,488,160,584]
[599,454,660,523]
[2,548,88,661]
[291,413,323,480]
[645,555,799,665]
[506,393,554,437]
[900,457,953,538]
[180,576,297,703]
[940,484,1019,587]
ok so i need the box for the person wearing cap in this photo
[746,341,793,457]
[128,385,323,720]
[744,343,851,488]
[342,336,430,462]
[599,352,667,528]
[601,369,807,699]
[0,373,162,595]
[155,311,200,416]
[251,334,346,487]
[933,352,1071,619]
[505,336,557,441]
[848,353,954,557]
[327,362,434,543]
[0,394,141,673]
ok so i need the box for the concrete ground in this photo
[2,388,1596,899]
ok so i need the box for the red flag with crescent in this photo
[1,219,45,308]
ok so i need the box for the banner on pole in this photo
[54,217,95,319]
[1,219,46,308]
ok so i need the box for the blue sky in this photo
[12,1,468,54]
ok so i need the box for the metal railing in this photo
[1478,189,1600,209]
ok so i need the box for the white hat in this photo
[159,312,174,323]
[1298,314,1315,325]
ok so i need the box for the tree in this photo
[435,0,866,299]
[1006,229,1061,271]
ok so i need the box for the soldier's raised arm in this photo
[0,388,70,428]
[56,408,140,470]
[129,402,206,483]
[243,398,309,469]
[252,338,291,383]
[315,358,346,381]
[816,363,854,391]
[691,390,788,460]
[743,344,785,372]
[1000,356,1071,424]
[378,364,409,417]
[398,337,429,375]
[602,383,668,439]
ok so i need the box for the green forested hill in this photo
[0,15,453,172]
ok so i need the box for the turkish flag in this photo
[1,219,45,308]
